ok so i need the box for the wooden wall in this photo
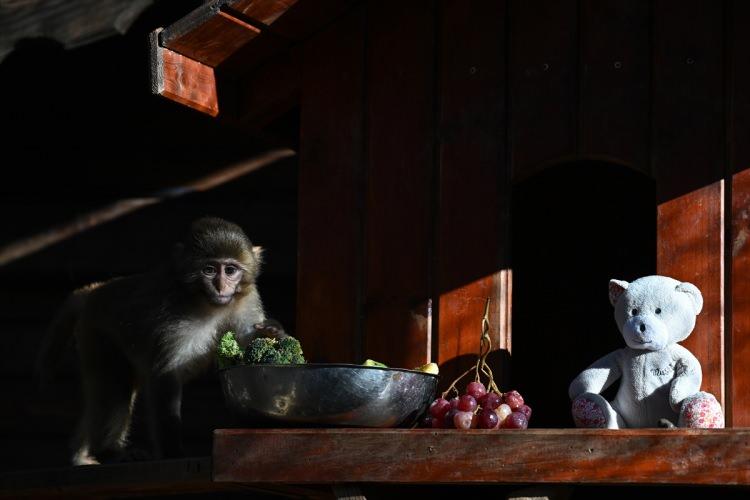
[295,0,750,426]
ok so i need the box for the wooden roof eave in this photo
[149,0,357,120]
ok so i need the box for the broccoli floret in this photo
[277,337,306,364]
[245,338,282,364]
[217,331,243,369]
[244,336,306,365]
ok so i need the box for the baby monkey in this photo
[38,217,285,465]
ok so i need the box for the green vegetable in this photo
[363,359,388,368]
[217,331,243,369]
[245,336,306,365]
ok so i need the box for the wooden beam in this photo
[150,30,219,117]
[657,181,725,407]
[297,6,365,363]
[213,428,750,485]
[728,0,750,427]
[579,0,650,174]
[509,0,577,181]
[435,0,511,389]
[363,0,436,369]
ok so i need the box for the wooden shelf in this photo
[213,428,750,486]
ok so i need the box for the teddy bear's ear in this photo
[609,279,629,306]
[676,281,703,315]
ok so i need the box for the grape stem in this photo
[441,298,502,399]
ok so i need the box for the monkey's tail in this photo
[34,285,94,391]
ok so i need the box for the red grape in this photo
[429,398,451,419]
[449,396,460,409]
[443,408,459,428]
[495,403,512,424]
[478,408,499,429]
[431,416,444,428]
[503,390,525,410]
[501,411,529,429]
[517,404,532,420]
[453,410,474,430]
[482,392,502,410]
[458,394,478,412]
[466,381,487,399]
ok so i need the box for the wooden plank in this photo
[362,0,436,369]
[730,171,750,426]
[657,181,724,407]
[150,33,219,117]
[213,428,750,485]
[435,0,510,388]
[509,0,577,181]
[159,1,261,68]
[227,0,299,27]
[579,0,650,174]
[728,0,750,427]
[652,0,724,202]
[730,0,750,176]
[297,6,365,363]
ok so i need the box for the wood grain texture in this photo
[730,169,750,426]
[297,6,365,363]
[228,0,299,26]
[435,0,510,385]
[657,181,724,406]
[728,0,750,427]
[162,11,261,68]
[652,0,724,202]
[579,0,650,174]
[213,428,750,485]
[363,0,436,368]
[154,44,219,117]
[509,0,577,181]
[730,0,750,176]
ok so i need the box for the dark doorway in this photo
[511,161,656,427]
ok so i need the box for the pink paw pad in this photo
[679,393,724,428]
[572,398,607,428]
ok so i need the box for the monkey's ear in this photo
[252,246,264,261]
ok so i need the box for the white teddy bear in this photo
[569,275,724,429]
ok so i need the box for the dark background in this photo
[0,0,299,470]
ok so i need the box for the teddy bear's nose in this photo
[639,323,646,333]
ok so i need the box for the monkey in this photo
[37,217,286,465]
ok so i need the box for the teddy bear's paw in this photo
[572,396,608,428]
[678,391,724,428]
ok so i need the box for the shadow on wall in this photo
[510,161,656,428]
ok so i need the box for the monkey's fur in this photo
[38,217,282,465]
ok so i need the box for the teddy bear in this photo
[569,275,724,429]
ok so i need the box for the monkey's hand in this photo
[252,319,289,341]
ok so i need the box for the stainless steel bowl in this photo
[219,364,439,427]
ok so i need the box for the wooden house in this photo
[0,0,748,497]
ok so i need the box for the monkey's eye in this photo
[655,308,662,314]
[225,265,238,276]
[631,309,639,316]
[202,265,217,276]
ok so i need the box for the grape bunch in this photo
[421,382,531,430]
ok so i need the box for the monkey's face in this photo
[199,259,246,306]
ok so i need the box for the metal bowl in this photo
[218,363,439,428]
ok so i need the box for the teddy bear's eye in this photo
[631,308,639,315]
[655,308,662,314]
